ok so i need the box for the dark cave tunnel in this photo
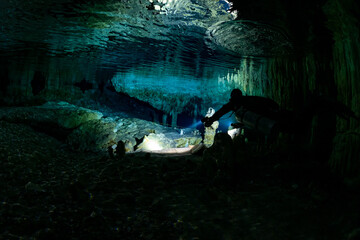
[0,0,360,239]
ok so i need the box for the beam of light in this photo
[143,138,163,151]
[137,133,203,156]
[139,145,200,157]
[227,128,240,139]
[187,120,202,129]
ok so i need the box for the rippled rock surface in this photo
[206,20,293,57]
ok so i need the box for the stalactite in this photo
[162,113,167,126]
[171,110,177,127]
[193,104,198,124]
[217,57,269,98]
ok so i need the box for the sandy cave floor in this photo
[0,120,360,240]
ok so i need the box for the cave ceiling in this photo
[0,0,293,108]
[0,0,292,70]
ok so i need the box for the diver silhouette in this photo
[201,89,282,137]
[201,89,359,139]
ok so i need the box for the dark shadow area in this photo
[0,67,10,96]
[1,120,359,239]
[74,78,93,94]
[31,71,46,96]
[29,122,73,142]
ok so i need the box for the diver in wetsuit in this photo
[202,88,359,140]
[201,89,280,132]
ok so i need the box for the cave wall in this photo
[263,0,360,177]
[0,56,100,105]
[325,0,360,177]
[222,0,359,177]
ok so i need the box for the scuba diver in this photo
[201,89,283,138]
[201,88,359,142]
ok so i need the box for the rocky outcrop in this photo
[0,102,202,153]
[0,101,103,129]
[67,117,170,152]
[136,132,202,151]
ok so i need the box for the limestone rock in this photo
[137,133,176,151]
[136,130,202,152]
[0,102,201,153]
[38,102,103,129]
[174,136,202,148]
[67,118,118,152]
[204,121,219,148]
[66,116,191,153]
[0,101,103,129]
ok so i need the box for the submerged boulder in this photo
[174,136,202,148]
[136,131,202,152]
[0,101,202,153]
[136,133,176,151]
[67,118,122,152]
[39,101,103,129]
[0,101,103,129]
[66,116,200,153]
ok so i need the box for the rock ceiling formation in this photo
[0,0,292,75]
[0,0,294,121]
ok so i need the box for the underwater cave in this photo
[0,0,359,239]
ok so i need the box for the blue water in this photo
[187,120,203,129]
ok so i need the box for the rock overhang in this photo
[0,0,293,122]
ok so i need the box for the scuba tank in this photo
[235,108,280,137]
